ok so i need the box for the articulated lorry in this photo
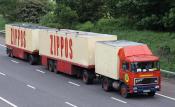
[95,40,160,97]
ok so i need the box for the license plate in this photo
[143,90,150,93]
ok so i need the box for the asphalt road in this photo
[0,35,175,107]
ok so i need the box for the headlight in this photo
[155,85,159,89]
[133,87,137,90]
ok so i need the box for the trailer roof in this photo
[98,40,144,47]
[47,29,116,37]
[9,23,49,29]
[8,24,116,37]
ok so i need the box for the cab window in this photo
[122,62,129,71]
[131,61,160,72]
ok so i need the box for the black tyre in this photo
[53,61,58,73]
[148,92,155,97]
[6,49,11,57]
[29,55,35,65]
[102,78,112,92]
[120,84,129,98]
[7,49,13,57]
[48,60,54,72]
[6,48,10,56]
[82,71,93,84]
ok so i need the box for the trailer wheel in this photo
[7,49,13,57]
[148,92,155,97]
[29,55,35,65]
[53,61,58,73]
[120,84,129,98]
[82,71,93,84]
[7,49,11,57]
[48,60,54,72]
[6,48,10,56]
[102,78,112,92]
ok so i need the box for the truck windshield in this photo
[131,61,160,72]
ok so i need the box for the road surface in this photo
[0,35,175,107]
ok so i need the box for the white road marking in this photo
[65,102,78,107]
[111,97,127,104]
[156,93,175,101]
[68,81,80,87]
[27,85,36,90]
[36,69,45,74]
[11,60,19,64]
[161,69,175,75]
[0,72,6,76]
[0,44,6,48]
[0,30,5,33]
[0,96,18,107]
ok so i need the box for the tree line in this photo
[0,0,175,31]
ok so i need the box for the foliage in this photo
[75,21,94,31]
[16,0,51,23]
[55,4,78,28]
[94,17,134,33]
[56,0,105,22]
[0,0,51,23]
[105,0,174,31]
[0,15,6,30]
[163,8,175,31]
[0,0,18,21]
[39,12,60,28]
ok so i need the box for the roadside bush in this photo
[93,17,134,33]
[163,8,175,31]
[75,21,94,31]
[55,4,78,28]
[39,12,60,28]
[0,15,6,30]
[75,21,94,32]
[136,15,163,30]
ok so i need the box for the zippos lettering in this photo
[11,28,26,48]
[50,34,73,59]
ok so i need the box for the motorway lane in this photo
[0,51,129,107]
[0,35,175,107]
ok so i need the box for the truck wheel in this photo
[29,55,35,65]
[148,92,155,97]
[102,78,112,92]
[48,60,54,72]
[82,71,93,84]
[120,84,129,98]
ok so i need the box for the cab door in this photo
[120,61,130,84]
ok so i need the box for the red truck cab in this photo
[118,45,161,97]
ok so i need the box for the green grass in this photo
[0,15,6,30]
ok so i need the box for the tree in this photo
[0,0,18,21]
[0,0,51,23]
[55,4,78,28]
[106,0,173,30]
[56,0,105,22]
[16,0,51,23]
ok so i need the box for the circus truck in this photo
[5,24,48,65]
[95,40,161,97]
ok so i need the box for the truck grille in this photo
[135,77,158,85]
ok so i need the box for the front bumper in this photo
[131,85,160,93]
